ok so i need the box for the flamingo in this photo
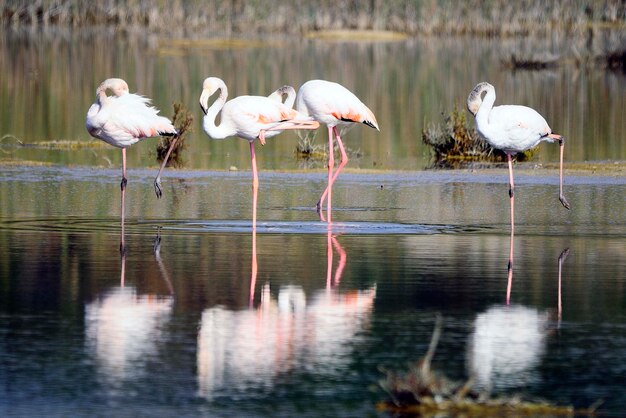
[467,82,570,235]
[86,78,178,251]
[268,85,297,108]
[198,77,319,228]
[295,79,379,223]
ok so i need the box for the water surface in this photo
[1,165,625,416]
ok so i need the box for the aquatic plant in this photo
[422,108,534,168]
[156,102,193,168]
[377,316,601,417]
[295,129,362,168]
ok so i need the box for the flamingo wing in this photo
[87,93,175,148]
[490,105,551,151]
[296,80,379,129]
[225,96,300,140]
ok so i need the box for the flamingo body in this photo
[86,78,176,148]
[468,82,555,154]
[296,80,378,129]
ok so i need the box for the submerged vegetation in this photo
[156,102,193,168]
[377,316,601,417]
[422,108,534,169]
[2,1,625,37]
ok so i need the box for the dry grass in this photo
[2,1,625,37]
[156,102,193,168]
[377,316,601,417]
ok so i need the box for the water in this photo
[1,27,626,416]
[1,165,626,417]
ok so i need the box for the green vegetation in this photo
[2,1,625,37]
[156,102,193,168]
[422,108,534,168]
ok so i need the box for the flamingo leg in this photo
[557,137,570,210]
[317,126,348,216]
[507,153,515,234]
[324,126,335,223]
[121,148,128,191]
[153,134,180,199]
[250,141,259,230]
[120,148,127,255]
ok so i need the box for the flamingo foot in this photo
[153,230,162,254]
[559,194,571,210]
[154,177,163,199]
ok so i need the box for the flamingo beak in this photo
[199,90,209,115]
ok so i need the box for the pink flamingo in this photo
[86,78,177,251]
[295,80,379,223]
[199,77,319,228]
[467,82,570,281]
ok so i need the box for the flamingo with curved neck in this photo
[198,77,319,229]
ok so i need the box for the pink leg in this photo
[557,137,570,210]
[322,126,334,223]
[250,141,259,230]
[153,134,180,199]
[120,148,127,255]
[249,141,259,307]
[505,153,515,305]
[507,153,515,235]
[317,126,349,216]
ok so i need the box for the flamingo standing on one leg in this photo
[467,82,570,281]
[86,78,177,252]
[295,80,379,223]
[198,77,319,229]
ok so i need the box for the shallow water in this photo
[2,25,626,417]
[1,165,626,417]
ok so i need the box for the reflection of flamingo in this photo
[199,77,319,228]
[295,80,379,223]
[557,248,570,323]
[197,283,376,399]
[467,82,570,236]
[326,231,347,288]
[85,287,173,383]
[86,78,178,249]
[468,305,547,392]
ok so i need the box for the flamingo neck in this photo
[475,86,497,138]
[202,84,232,140]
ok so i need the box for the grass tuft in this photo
[156,102,193,168]
[422,108,534,169]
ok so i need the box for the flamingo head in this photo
[199,77,226,115]
[98,78,130,97]
[467,82,494,116]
